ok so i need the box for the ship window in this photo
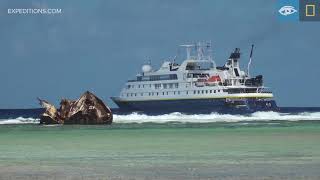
[149,92,151,96]
[169,74,177,80]
[142,76,150,81]
[127,93,129,97]
[234,68,240,77]
[163,84,167,89]
[198,90,200,94]
[214,90,216,93]
[138,85,140,88]
[188,73,209,78]
[178,91,180,95]
[210,90,212,93]
[194,90,196,94]
[186,63,196,70]
[206,90,208,94]
[155,84,161,89]
[174,91,176,95]
[150,75,159,81]
[186,91,188,95]
[149,84,152,88]
[152,92,154,96]
[163,92,165,95]
[175,83,179,88]
[218,90,220,92]
[169,84,173,89]
[157,92,159,96]
[166,92,169,95]
[202,90,204,94]
[140,74,177,81]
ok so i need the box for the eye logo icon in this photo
[278,6,298,16]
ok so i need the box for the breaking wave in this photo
[0,117,40,124]
[113,111,320,123]
[1,112,320,125]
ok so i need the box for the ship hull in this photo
[111,97,278,115]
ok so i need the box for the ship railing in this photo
[227,91,273,94]
[261,91,273,94]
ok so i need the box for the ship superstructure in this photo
[111,42,278,114]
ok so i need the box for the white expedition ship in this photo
[111,42,278,114]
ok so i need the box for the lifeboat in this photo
[205,75,221,86]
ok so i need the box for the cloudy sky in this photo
[0,0,319,108]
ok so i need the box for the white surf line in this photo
[113,112,320,123]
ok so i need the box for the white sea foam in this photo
[0,117,39,124]
[113,111,320,123]
[1,112,320,125]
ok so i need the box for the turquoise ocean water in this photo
[0,111,320,179]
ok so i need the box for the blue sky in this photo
[0,0,319,108]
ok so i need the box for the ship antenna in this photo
[172,55,177,63]
[247,44,254,77]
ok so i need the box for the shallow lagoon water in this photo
[1,116,320,180]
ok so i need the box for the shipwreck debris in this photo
[38,91,113,125]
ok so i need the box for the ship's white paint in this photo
[115,42,274,102]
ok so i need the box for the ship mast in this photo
[247,44,254,77]
[180,42,214,60]
[180,42,216,69]
[180,44,193,60]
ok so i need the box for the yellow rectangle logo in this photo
[306,4,316,16]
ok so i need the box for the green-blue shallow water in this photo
[0,122,320,179]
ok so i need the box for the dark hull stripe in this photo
[112,98,278,115]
